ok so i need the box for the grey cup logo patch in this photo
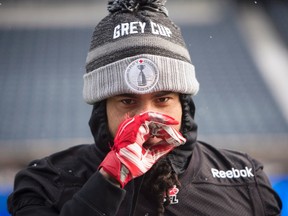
[125,58,159,93]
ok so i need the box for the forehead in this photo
[114,91,178,98]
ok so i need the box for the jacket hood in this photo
[167,94,198,174]
[88,94,198,174]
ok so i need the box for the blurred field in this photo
[0,0,287,215]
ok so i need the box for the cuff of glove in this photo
[99,151,132,188]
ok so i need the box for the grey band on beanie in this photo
[83,54,199,104]
[83,0,200,104]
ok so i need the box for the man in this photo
[8,0,282,215]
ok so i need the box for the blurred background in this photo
[0,0,288,215]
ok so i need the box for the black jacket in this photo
[8,141,282,216]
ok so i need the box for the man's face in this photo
[106,91,182,143]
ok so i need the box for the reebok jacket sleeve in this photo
[8,159,126,216]
[251,157,282,216]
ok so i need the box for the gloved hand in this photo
[99,111,186,188]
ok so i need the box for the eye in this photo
[121,99,136,105]
[156,97,169,103]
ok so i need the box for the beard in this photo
[142,155,181,210]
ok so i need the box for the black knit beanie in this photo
[83,0,199,104]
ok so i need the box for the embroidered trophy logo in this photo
[137,64,147,86]
[125,58,159,93]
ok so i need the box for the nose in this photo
[136,102,152,115]
[131,101,158,117]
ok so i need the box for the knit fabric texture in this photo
[83,0,199,104]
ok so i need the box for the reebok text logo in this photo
[211,167,254,178]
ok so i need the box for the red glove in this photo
[99,111,186,188]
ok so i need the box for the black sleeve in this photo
[252,158,282,216]
[8,165,126,216]
[61,172,126,215]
